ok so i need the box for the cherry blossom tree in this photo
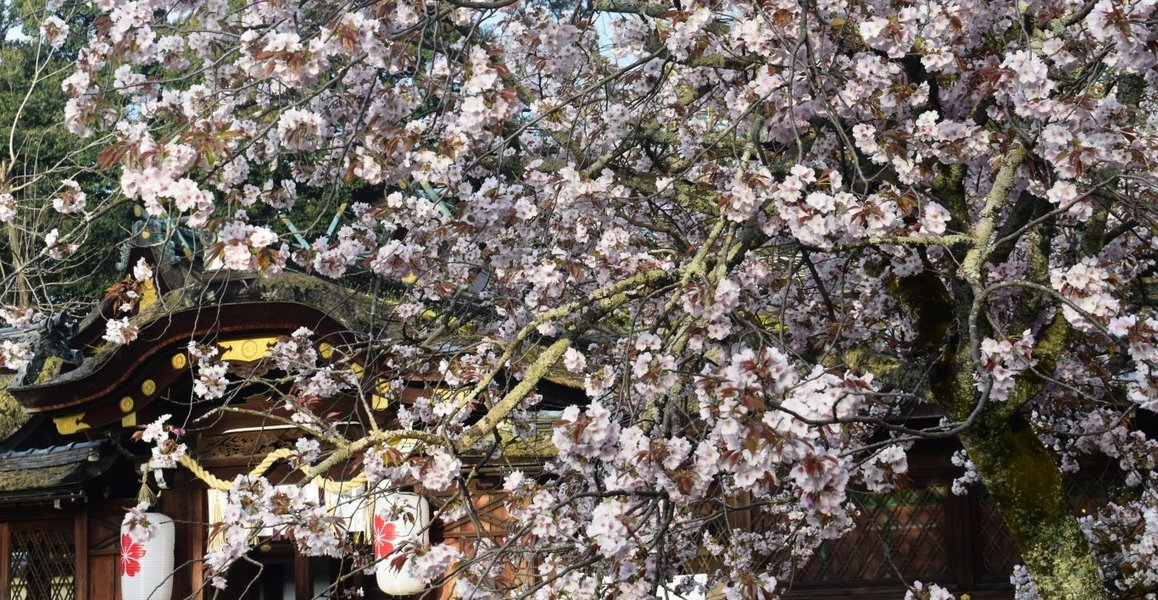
[7,0,1158,598]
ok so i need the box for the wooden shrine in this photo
[0,219,1127,600]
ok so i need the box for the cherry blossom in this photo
[102,317,139,345]
[10,0,1158,596]
[51,179,86,214]
[977,330,1038,402]
[38,15,69,48]
[586,499,630,558]
[905,581,955,600]
[0,194,15,223]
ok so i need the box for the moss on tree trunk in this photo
[895,263,1105,598]
[959,412,1106,599]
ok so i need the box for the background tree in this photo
[5,0,1158,598]
[0,0,127,318]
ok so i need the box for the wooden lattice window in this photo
[801,485,949,583]
[8,525,75,600]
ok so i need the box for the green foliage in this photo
[0,5,127,308]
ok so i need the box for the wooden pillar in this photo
[190,485,206,600]
[0,521,10,600]
[162,479,201,600]
[74,508,89,600]
[943,484,975,590]
[294,551,311,600]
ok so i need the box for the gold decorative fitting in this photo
[53,412,89,435]
[119,396,134,413]
[372,379,390,410]
[319,342,335,360]
[141,379,156,396]
[121,413,137,428]
[138,278,159,311]
[219,337,277,362]
[171,353,187,369]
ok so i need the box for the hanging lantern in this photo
[120,512,175,600]
[374,492,430,596]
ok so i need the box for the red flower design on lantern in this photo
[373,514,397,558]
[120,534,147,577]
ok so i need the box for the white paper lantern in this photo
[120,512,175,600]
[374,492,430,596]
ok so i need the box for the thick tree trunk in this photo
[959,412,1106,599]
[892,190,1106,597]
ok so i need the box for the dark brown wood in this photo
[944,486,974,590]
[294,550,311,600]
[85,502,125,600]
[190,483,206,600]
[74,507,89,600]
[163,482,193,600]
[0,521,10,600]
[91,538,118,599]
[12,302,348,415]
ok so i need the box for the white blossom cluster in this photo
[21,0,1158,595]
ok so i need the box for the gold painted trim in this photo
[53,413,90,435]
[138,278,159,311]
[371,379,390,410]
[219,337,278,362]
